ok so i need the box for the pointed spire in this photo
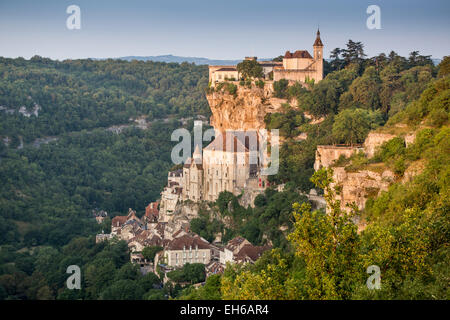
[193,144,202,164]
[314,28,323,47]
[193,144,201,156]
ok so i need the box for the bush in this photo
[374,137,406,162]
[273,79,289,98]
[255,80,265,89]
[428,108,448,127]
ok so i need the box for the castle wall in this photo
[283,58,314,70]
[314,145,363,171]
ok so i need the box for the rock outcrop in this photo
[314,145,363,171]
[206,83,285,132]
[363,132,397,158]
[315,129,420,214]
[331,167,395,212]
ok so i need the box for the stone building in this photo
[163,234,212,267]
[219,236,270,265]
[273,29,324,83]
[159,170,183,220]
[208,66,239,87]
[182,130,268,203]
[209,30,324,87]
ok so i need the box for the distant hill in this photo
[105,54,279,66]
[98,55,442,66]
[112,54,242,65]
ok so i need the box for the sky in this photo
[0,0,449,60]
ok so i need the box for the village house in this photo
[163,234,212,267]
[159,170,183,220]
[219,236,271,265]
[208,66,239,87]
[92,209,108,224]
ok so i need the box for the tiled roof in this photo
[166,234,211,251]
[284,50,313,59]
[234,244,270,263]
[112,215,127,227]
[225,236,250,252]
[215,67,237,72]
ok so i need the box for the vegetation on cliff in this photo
[182,55,449,300]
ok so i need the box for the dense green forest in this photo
[0,57,209,299]
[0,56,209,144]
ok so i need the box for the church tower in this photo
[313,29,324,81]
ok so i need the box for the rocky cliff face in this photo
[314,145,363,171]
[331,167,395,212]
[315,128,419,214]
[206,83,286,131]
[363,132,397,158]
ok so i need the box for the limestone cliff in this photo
[331,166,395,212]
[206,83,287,131]
[315,127,420,214]
[363,132,397,158]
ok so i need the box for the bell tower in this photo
[313,29,324,81]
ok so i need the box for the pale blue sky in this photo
[0,0,449,60]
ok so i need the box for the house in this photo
[92,209,108,224]
[159,171,183,221]
[220,236,271,265]
[144,201,159,223]
[208,66,239,87]
[164,234,212,267]
[206,261,225,277]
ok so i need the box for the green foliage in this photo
[332,108,383,145]
[0,122,180,247]
[167,263,206,284]
[437,56,450,78]
[142,246,163,263]
[236,59,263,80]
[178,274,222,300]
[273,79,289,98]
[0,57,209,142]
[255,79,265,89]
[0,238,166,300]
[190,212,223,243]
[373,137,406,163]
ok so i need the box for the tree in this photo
[273,79,289,98]
[438,56,450,78]
[330,48,344,71]
[167,263,205,284]
[236,59,263,80]
[100,279,144,300]
[142,246,163,263]
[342,66,382,111]
[287,168,362,299]
[341,40,366,66]
[332,108,383,145]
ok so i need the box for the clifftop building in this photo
[273,29,324,83]
[209,30,324,87]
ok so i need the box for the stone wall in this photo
[314,145,363,171]
[363,132,397,158]
[331,167,395,212]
